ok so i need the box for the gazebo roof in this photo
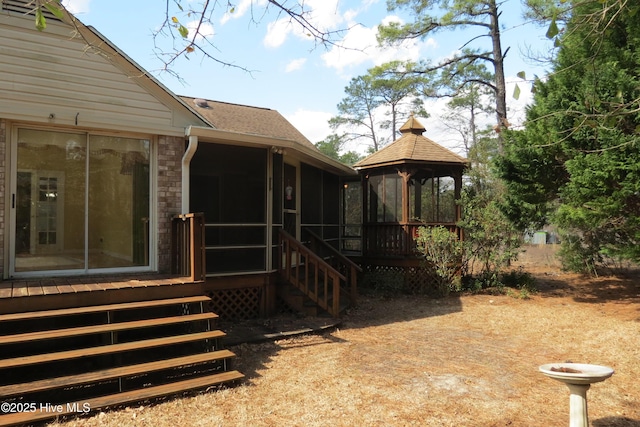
[354,115,468,170]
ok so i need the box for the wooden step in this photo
[0,295,211,323]
[277,287,320,316]
[0,294,243,427]
[0,370,245,427]
[0,330,226,369]
[0,312,217,345]
[0,349,237,398]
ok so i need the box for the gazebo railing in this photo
[363,222,460,258]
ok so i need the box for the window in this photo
[409,176,456,223]
[341,179,362,252]
[14,128,151,273]
[368,172,402,223]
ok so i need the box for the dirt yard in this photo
[52,245,640,427]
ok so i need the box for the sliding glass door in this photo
[12,127,151,275]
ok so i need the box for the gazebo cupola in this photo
[353,114,468,260]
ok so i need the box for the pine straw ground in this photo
[51,245,640,427]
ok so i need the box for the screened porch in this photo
[188,142,344,278]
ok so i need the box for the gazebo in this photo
[351,115,468,288]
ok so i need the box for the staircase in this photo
[0,295,243,426]
[278,230,360,317]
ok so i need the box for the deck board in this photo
[26,283,44,297]
[0,295,212,322]
[0,370,244,427]
[41,280,60,295]
[0,275,197,302]
[98,281,118,290]
[70,283,92,293]
[54,279,75,294]
[11,282,28,298]
[85,283,104,291]
[0,273,194,312]
[0,283,12,299]
[2,312,217,344]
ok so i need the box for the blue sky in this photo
[63,0,553,154]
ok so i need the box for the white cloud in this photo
[302,0,344,32]
[263,0,345,48]
[263,18,294,48]
[285,58,307,72]
[187,20,215,40]
[320,24,378,72]
[62,0,90,14]
[220,0,266,25]
[321,15,436,75]
[285,109,333,143]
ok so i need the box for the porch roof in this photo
[183,97,356,176]
[354,115,468,170]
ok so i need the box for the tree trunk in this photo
[489,0,507,150]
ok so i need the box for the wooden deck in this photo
[0,274,204,314]
[0,275,197,299]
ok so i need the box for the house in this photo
[0,1,356,423]
[0,0,356,312]
[0,2,469,422]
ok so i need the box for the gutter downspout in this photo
[182,131,198,214]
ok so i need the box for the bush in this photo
[500,267,536,291]
[415,226,463,297]
[458,267,536,297]
[557,232,601,275]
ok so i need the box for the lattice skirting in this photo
[360,263,440,296]
[206,287,262,320]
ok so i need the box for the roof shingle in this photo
[354,115,467,169]
[181,96,318,151]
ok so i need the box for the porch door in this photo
[283,163,298,239]
[10,127,151,276]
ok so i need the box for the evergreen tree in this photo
[497,0,640,272]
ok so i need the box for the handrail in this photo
[305,228,360,307]
[305,229,362,272]
[279,230,345,317]
[171,213,206,282]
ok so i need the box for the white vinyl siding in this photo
[0,14,195,135]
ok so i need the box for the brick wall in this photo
[0,119,5,277]
[156,135,183,273]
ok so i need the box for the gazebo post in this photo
[399,169,412,253]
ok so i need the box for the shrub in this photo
[415,226,463,297]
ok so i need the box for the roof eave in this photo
[186,126,356,176]
[354,159,469,171]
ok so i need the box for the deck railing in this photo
[306,229,361,308]
[171,213,206,282]
[363,222,461,258]
[279,230,345,317]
